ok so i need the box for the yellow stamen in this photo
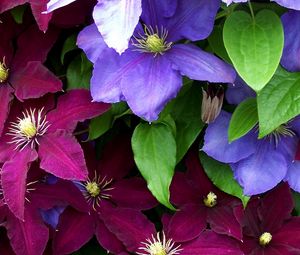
[19,118,37,139]
[0,57,9,83]
[85,182,100,197]
[259,232,272,246]
[203,192,217,208]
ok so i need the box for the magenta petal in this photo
[110,177,157,210]
[38,132,88,180]
[168,204,206,242]
[121,54,182,121]
[53,208,95,255]
[2,147,38,220]
[96,219,126,254]
[208,206,242,241]
[0,86,14,136]
[181,230,243,255]
[100,206,156,252]
[6,204,49,255]
[11,61,62,101]
[0,0,27,13]
[29,0,52,32]
[47,89,110,132]
[167,44,236,83]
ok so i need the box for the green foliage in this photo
[61,34,77,64]
[223,10,284,91]
[132,122,177,210]
[10,5,26,24]
[200,152,250,207]
[257,67,300,137]
[228,98,258,142]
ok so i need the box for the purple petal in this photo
[167,44,236,84]
[0,86,13,137]
[121,54,182,121]
[38,131,88,180]
[225,76,256,105]
[93,0,142,54]
[233,141,288,195]
[40,206,65,229]
[168,204,206,242]
[202,111,256,163]
[46,0,76,12]
[285,161,300,192]
[10,61,62,101]
[53,208,95,255]
[2,147,38,220]
[181,230,243,255]
[275,0,300,10]
[166,0,220,42]
[96,219,126,254]
[110,178,157,210]
[47,89,110,132]
[281,11,300,72]
[6,204,49,255]
[77,24,107,64]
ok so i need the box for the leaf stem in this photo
[248,0,255,20]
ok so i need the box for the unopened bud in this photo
[201,85,224,124]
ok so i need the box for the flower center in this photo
[259,232,272,246]
[269,123,295,146]
[137,232,182,255]
[7,108,50,150]
[132,25,172,56]
[203,192,217,208]
[0,57,9,83]
[85,181,100,197]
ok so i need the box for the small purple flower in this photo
[78,0,236,121]
[241,183,300,254]
[0,89,110,220]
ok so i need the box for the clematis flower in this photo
[241,182,300,254]
[0,20,62,136]
[0,89,110,220]
[170,149,243,242]
[77,0,236,121]
[100,205,244,254]
[52,135,157,255]
[222,0,247,5]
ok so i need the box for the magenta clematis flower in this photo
[0,89,110,220]
[52,135,157,255]
[78,0,236,121]
[0,19,62,137]
[170,149,243,242]
[241,182,300,254]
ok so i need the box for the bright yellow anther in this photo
[203,192,217,208]
[0,58,9,83]
[86,182,100,197]
[149,242,167,255]
[145,34,166,54]
[19,118,37,139]
[259,232,272,246]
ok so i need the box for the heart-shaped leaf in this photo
[223,10,283,91]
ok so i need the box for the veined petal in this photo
[38,131,88,180]
[77,24,107,64]
[274,0,300,10]
[0,86,14,137]
[0,0,27,13]
[121,54,182,121]
[93,0,142,54]
[46,0,76,12]
[29,0,53,32]
[285,161,300,192]
[167,44,236,84]
[202,111,256,163]
[2,147,38,220]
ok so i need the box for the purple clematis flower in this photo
[222,0,247,5]
[0,89,110,220]
[241,182,300,254]
[0,19,62,137]
[170,149,243,242]
[52,135,157,255]
[101,204,244,254]
[78,0,236,121]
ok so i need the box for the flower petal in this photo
[285,161,300,192]
[275,0,300,10]
[202,111,256,163]
[0,0,27,13]
[167,44,236,84]
[121,54,182,121]
[38,131,88,180]
[2,147,38,220]
[0,86,14,137]
[47,89,110,132]
[46,0,76,12]
[93,0,142,54]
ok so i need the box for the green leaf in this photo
[170,84,204,162]
[66,53,92,90]
[88,102,129,140]
[223,10,284,91]
[228,98,258,142]
[10,5,26,24]
[199,152,250,207]
[293,192,300,216]
[257,66,300,137]
[61,34,77,64]
[132,123,176,210]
